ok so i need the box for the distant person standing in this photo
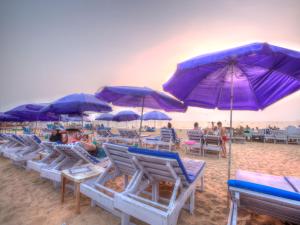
[217,121,227,158]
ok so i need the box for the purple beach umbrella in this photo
[163,42,300,180]
[95,86,186,134]
[112,110,140,122]
[0,112,22,122]
[142,111,171,121]
[42,93,112,115]
[95,113,114,121]
[4,103,58,121]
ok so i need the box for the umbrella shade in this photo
[4,103,58,121]
[142,111,172,121]
[0,113,23,122]
[163,42,300,110]
[95,113,114,121]
[112,110,140,122]
[95,86,186,112]
[42,93,112,115]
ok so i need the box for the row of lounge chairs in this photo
[249,128,300,144]
[0,133,299,224]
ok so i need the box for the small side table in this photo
[61,164,105,214]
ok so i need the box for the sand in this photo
[0,139,299,225]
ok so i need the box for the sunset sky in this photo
[1,0,300,124]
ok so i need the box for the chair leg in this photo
[189,189,195,214]
[121,213,130,225]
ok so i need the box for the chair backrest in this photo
[73,142,100,165]
[187,129,203,142]
[11,134,26,146]
[128,147,193,186]
[204,135,221,145]
[160,128,173,142]
[103,143,137,176]
[273,130,287,136]
[54,143,83,161]
[97,129,110,137]
[118,129,127,137]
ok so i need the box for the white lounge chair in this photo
[2,134,31,159]
[80,143,142,218]
[27,141,66,173]
[40,143,101,184]
[9,135,44,166]
[274,130,288,144]
[142,128,176,151]
[264,129,276,143]
[114,147,206,225]
[227,170,300,225]
[202,135,222,158]
[287,126,300,144]
[185,129,203,155]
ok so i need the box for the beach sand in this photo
[0,138,299,225]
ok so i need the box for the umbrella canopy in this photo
[60,114,91,122]
[96,86,186,135]
[112,110,140,122]
[95,113,114,121]
[0,112,22,122]
[163,42,300,182]
[142,111,172,121]
[42,93,112,115]
[95,86,186,112]
[4,103,58,121]
[164,42,300,110]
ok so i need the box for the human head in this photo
[167,122,172,129]
[217,121,222,128]
[194,122,199,129]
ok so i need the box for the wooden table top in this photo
[62,164,105,183]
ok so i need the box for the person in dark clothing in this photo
[49,129,63,143]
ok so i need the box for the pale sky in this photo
[0,0,300,123]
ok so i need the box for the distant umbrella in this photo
[95,86,186,135]
[95,113,114,121]
[61,114,91,122]
[112,110,140,122]
[0,112,22,122]
[142,111,171,121]
[4,103,58,121]
[42,93,112,115]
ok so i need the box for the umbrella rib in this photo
[215,66,229,108]
[238,64,261,109]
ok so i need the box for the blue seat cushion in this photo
[228,179,300,201]
[128,147,205,183]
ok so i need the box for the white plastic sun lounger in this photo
[185,129,203,155]
[114,129,139,145]
[0,134,16,155]
[273,130,288,144]
[227,170,300,225]
[2,134,30,159]
[202,135,222,158]
[142,128,176,151]
[80,143,141,218]
[9,135,44,166]
[40,143,101,184]
[114,147,206,225]
[27,141,66,173]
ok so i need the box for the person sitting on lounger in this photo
[49,128,63,143]
[80,134,97,153]
[217,121,227,158]
[167,122,180,145]
[63,128,81,144]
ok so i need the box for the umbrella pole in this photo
[227,63,234,206]
[138,97,145,145]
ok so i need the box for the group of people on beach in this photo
[49,127,98,155]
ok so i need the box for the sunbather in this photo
[49,129,63,143]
